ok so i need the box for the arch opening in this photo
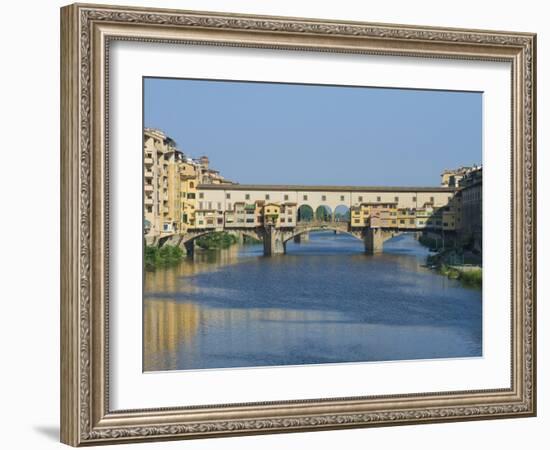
[333,204,350,223]
[284,227,363,245]
[297,204,314,222]
[315,205,333,222]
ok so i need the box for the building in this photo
[397,208,416,230]
[459,166,482,253]
[144,128,174,237]
[263,203,281,226]
[441,165,480,188]
[144,129,232,239]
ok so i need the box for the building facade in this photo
[145,129,479,244]
[458,166,482,253]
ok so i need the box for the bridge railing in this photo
[295,220,349,229]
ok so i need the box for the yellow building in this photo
[263,203,281,226]
[397,208,417,230]
[415,205,434,229]
[143,128,233,238]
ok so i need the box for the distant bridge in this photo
[160,220,410,256]
[152,183,454,256]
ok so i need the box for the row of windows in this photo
[199,194,448,203]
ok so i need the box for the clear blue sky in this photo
[144,78,481,186]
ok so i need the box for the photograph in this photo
[142,78,483,372]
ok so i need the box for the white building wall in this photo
[198,187,454,213]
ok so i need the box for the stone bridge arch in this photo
[282,223,363,245]
[160,229,264,255]
[314,205,333,222]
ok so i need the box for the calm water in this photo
[144,232,482,371]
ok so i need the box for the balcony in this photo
[144,197,153,206]
[144,185,154,193]
[144,170,154,178]
[144,157,154,166]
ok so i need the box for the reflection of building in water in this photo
[143,297,349,371]
[143,300,200,371]
[144,246,242,294]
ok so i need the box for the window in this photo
[199,192,204,199]
[400,219,405,224]
[280,218,285,223]
[227,202,231,211]
[322,195,326,201]
[208,201,212,210]
[410,219,415,224]
[245,194,250,200]
[217,202,222,210]
[226,193,231,199]
[198,202,203,209]
[340,195,345,201]
[412,196,416,202]
[217,218,223,224]
[358,196,363,202]
[377,196,381,202]
[303,195,308,201]
[265,194,270,200]
[395,196,399,202]
[187,193,196,199]
[430,196,435,203]
[284,194,289,201]
[189,182,194,188]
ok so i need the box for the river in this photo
[144,232,482,371]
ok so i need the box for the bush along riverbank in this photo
[426,249,482,289]
[144,244,184,272]
[195,232,237,250]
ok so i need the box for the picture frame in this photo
[60,2,536,446]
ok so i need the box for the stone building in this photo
[459,166,482,253]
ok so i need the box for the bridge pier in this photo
[183,239,195,257]
[364,228,384,254]
[263,227,285,256]
[293,231,309,244]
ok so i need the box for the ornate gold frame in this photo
[60,3,537,446]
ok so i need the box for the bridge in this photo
[152,184,456,256]
[161,220,415,256]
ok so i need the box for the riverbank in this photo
[144,244,184,271]
[437,264,482,288]
[424,245,482,289]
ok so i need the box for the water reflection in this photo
[144,232,482,371]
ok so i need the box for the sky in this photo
[144,78,482,186]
